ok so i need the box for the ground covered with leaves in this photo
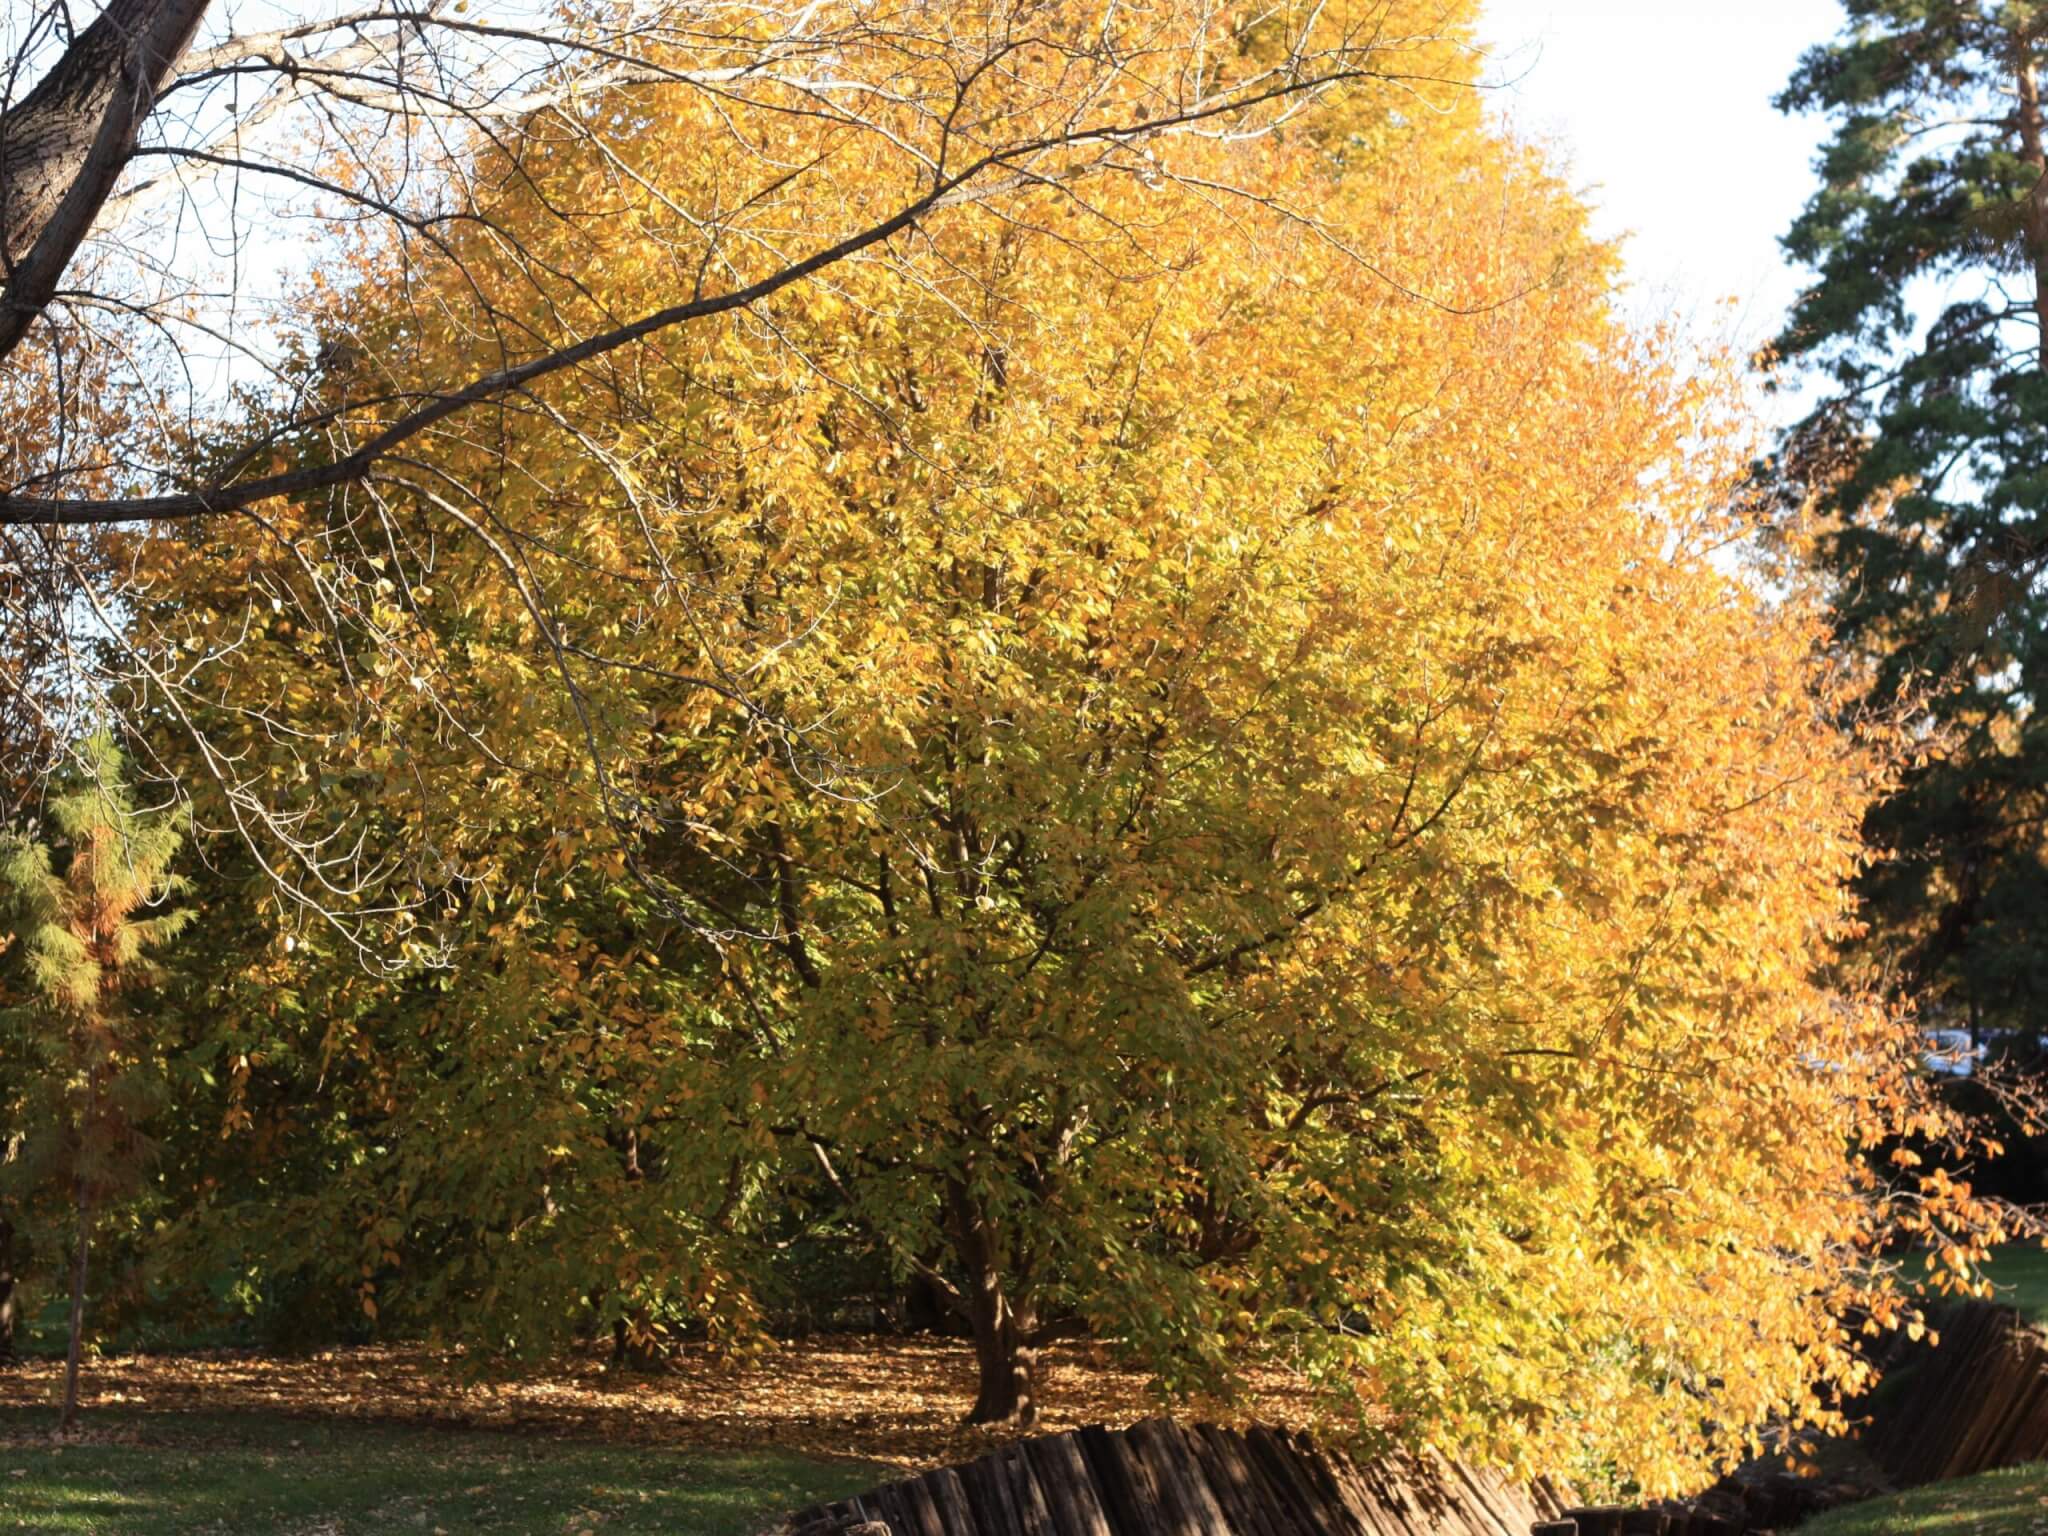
[0,1336,1301,1470]
[0,1338,1136,1531]
[0,1339,1306,1531]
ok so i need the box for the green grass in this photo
[1977,1246,2048,1327]
[0,1407,883,1534]
[1883,1245,2048,1331]
[1800,1462,2048,1536]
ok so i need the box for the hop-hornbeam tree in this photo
[0,733,188,1431]
[0,0,1442,920]
[126,0,2019,1487]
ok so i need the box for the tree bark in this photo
[2013,34,2048,370]
[59,1188,89,1430]
[965,1289,1040,1427]
[0,1214,17,1367]
[901,1265,960,1335]
[946,1176,1039,1427]
[58,1063,96,1434]
[608,1309,665,1371]
[0,0,212,363]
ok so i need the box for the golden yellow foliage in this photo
[125,0,2007,1492]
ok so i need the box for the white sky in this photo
[1478,0,1846,357]
[79,1,1862,410]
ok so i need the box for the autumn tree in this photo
[0,733,188,1430]
[0,0,1433,937]
[1771,2,2048,1035]
[114,0,2017,1488]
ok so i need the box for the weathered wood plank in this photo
[1044,1433,1117,1536]
[964,1451,1025,1536]
[1194,1425,1293,1536]
[870,1478,923,1536]
[1892,1307,2004,1482]
[1162,1420,1241,1536]
[1245,1424,1345,1536]
[1978,1340,2048,1472]
[1277,1429,1371,1536]
[1359,1455,1427,1536]
[1044,1431,1117,1536]
[1002,1439,1061,1536]
[813,1497,862,1528]
[779,1420,1571,1536]
[930,1466,980,1536]
[901,1473,953,1536]
[1142,1417,1241,1536]
[1445,1459,1523,1536]
[1125,1422,1190,1534]
[2005,1362,2048,1467]
[1078,1427,1174,1536]
[1318,1444,1405,1536]
[1562,1505,1627,1536]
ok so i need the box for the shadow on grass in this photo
[0,1404,881,1535]
[1800,1462,2048,1536]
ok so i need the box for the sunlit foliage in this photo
[109,0,2011,1491]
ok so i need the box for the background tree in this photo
[121,0,2015,1489]
[0,733,188,1429]
[1774,1,2048,1038]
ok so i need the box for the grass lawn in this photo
[0,1406,881,1535]
[1884,1245,2048,1330]
[1978,1246,2048,1327]
[1800,1463,2048,1536]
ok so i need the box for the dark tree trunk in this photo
[59,1172,90,1431]
[609,1311,665,1372]
[901,1266,960,1336]
[964,1289,1040,1427]
[0,1214,17,1367]
[2016,39,2048,371]
[58,1062,97,1433]
[0,0,211,361]
[947,1176,1039,1427]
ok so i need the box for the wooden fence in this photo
[781,1420,1567,1536]
[1866,1300,2048,1486]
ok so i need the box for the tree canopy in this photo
[1774,1,2048,1035]
[68,0,2016,1492]
[0,733,189,1426]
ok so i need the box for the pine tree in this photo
[1775,2,2048,1032]
[0,734,187,1431]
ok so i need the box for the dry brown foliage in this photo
[0,1338,1316,1469]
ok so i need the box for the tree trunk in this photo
[0,0,211,364]
[59,1172,90,1432]
[2014,38,2048,370]
[0,0,209,255]
[947,1176,1039,1427]
[608,1310,664,1372]
[58,1063,96,1434]
[902,1266,960,1335]
[0,1214,17,1367]
[965,1291,1040,1427]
